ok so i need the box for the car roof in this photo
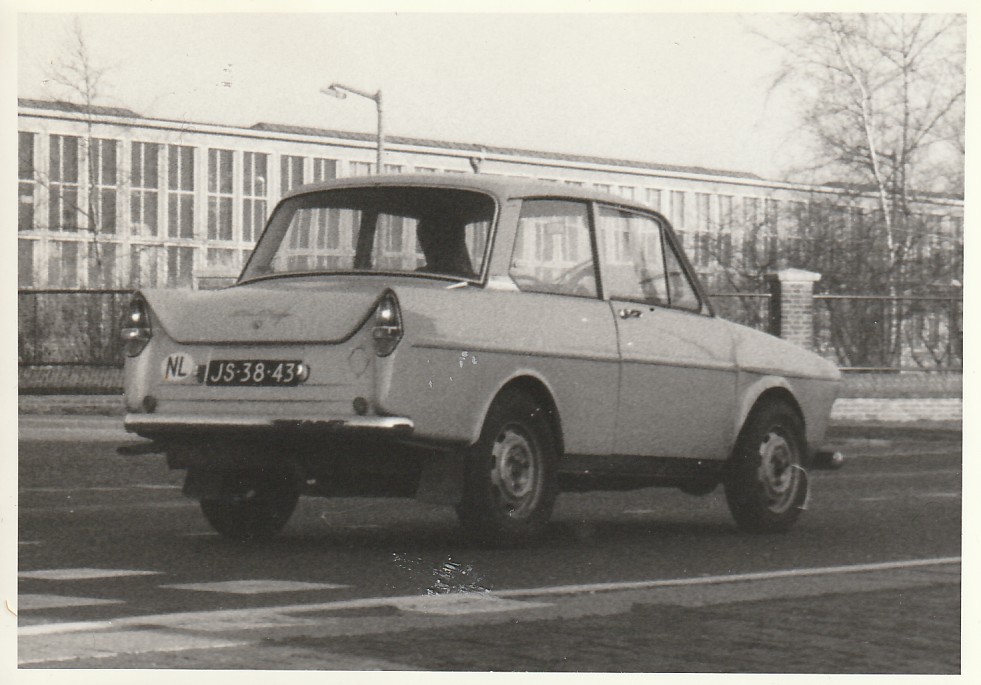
[280,173,658,212]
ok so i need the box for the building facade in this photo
[17,98,963,291]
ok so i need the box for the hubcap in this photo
[757,429,800,513]
[490,425,541,517]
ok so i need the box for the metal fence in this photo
[17,288,963,372]
[707,292,771,332]
[813,293,962,371]
[18,289,132,367]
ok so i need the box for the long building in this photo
[17,98,963,291]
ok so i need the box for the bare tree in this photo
[740,13,965,368]
[38,16,117,283]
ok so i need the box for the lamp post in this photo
[321,82,384,174]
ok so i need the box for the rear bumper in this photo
[123,413,414,437]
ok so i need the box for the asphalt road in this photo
[15,418,962,673]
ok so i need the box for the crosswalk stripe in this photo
[18,594,125,610]
[162,579,349,594]
[19,568,161,580]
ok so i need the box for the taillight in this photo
[372,291,403,357]
[120,297,152,357]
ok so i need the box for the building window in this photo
[717,231,733,266]
[645,188,661,211]
[89,138,118,234]
[350,161,373,177]
[131,142,160,237]
[167,145,194,239]
[383,164,403,174]
[281,155,304,194]
[695,193,712,231]
[18,238,34,287]
[206,247,239,272]
[130,244,161,287]
[312,158,337,182]
[670,190,686,229]
[49,135,80,231]
[166,246,195,288]
[243,151,268,243]
[47,240,79,287]
[594,183,611,193]
[208,148,234,241]
[19,132,35,231]
[415,166,439,174]
[618,186,635,200]
[742,196,761,228]
[88,242,117,288]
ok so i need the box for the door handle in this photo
[618,308,642,319]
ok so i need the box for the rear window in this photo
[242,186,496,282]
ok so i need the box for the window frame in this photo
[591,200,711,316]
[509,197,602,301]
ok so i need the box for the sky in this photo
[14,7,819,181]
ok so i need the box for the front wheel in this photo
[456,390,559,546]
[724,402,808,533]
[199,470,299,542]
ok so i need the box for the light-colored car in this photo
[121,175,841,544]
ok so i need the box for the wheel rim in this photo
[490,423,541,518]
[756,428,800,514]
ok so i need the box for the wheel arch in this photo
[478,374,565,457]
[732,380,807,458]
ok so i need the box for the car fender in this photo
[467,368,563,447]
[731,374,799,449]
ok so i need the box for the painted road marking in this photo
[162,580,349,594]
[397,594,552,615]
[19,568,161,581]
[492,556,962,600]
[19,556,960,638]
[19,501,192,514]
[23,484,180,493]
[18,594,125,610]
[18,629,248,666]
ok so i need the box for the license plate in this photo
[204,360,307,387]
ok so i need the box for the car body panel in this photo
[610,302,738,460]
[378,285,619,452]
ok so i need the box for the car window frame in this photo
[508,196,604,301]
[591,201,714,317]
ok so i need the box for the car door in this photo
[505,198,620,457]
[595,204,737,461]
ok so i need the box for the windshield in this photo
[241,186,496,282]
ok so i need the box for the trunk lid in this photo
[141,277,391,344]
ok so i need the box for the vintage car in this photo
[121,174,841,544]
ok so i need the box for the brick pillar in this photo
[765,268,821,350]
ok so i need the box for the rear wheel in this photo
[199,470,299,542]
[456,390,559,546]
[724,401,808,533]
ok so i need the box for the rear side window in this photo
[510,200,597,298]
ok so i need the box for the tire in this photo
[456,389,559,546]
[724,401,808,533]
[199,469,299,542]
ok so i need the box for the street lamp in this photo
[321,82,384,174]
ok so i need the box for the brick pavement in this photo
[266,583,960,673]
